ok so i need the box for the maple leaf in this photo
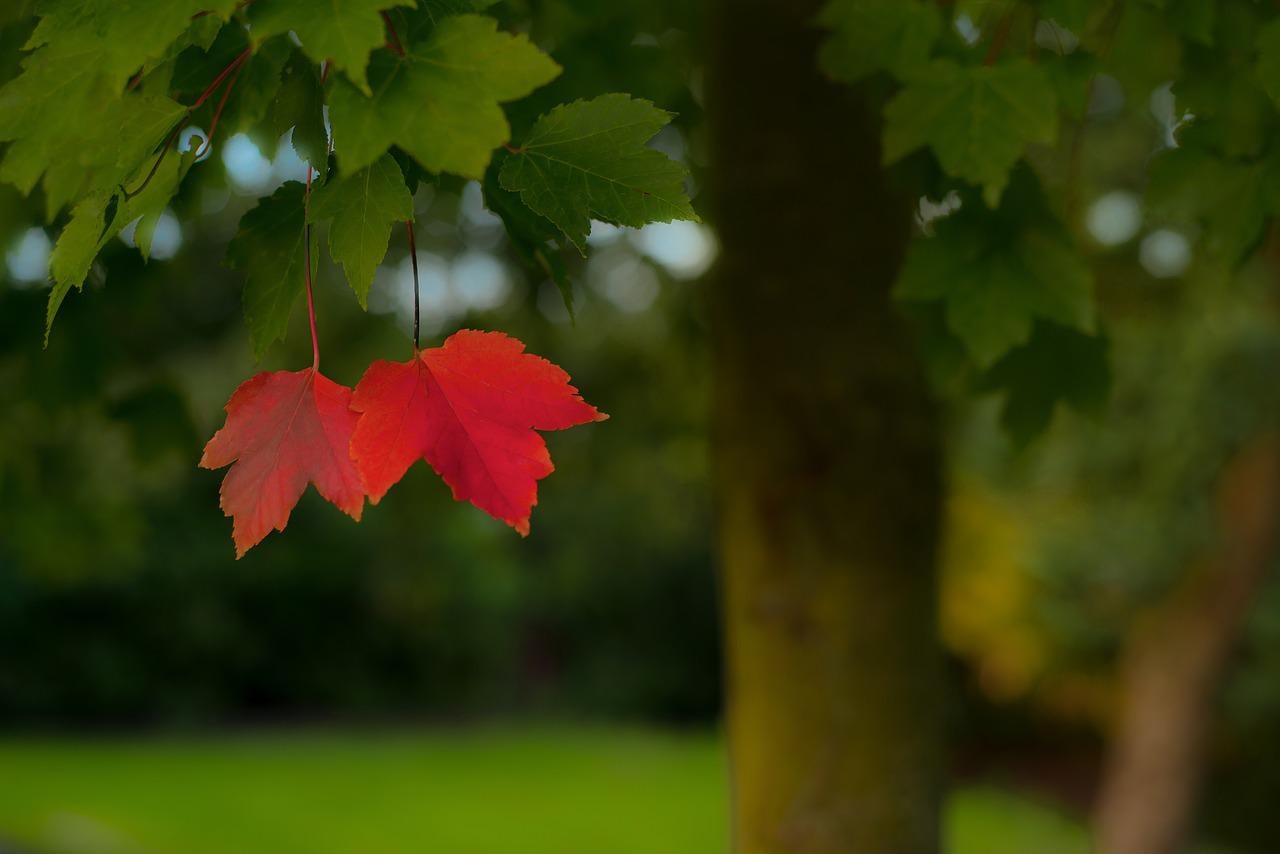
[248,0,414,96]
[498,94,698,253]
[226,182,316,359]
[309,153,414,308]
[349,330,606,535]
[895,211,1094,368]
[817,0,940,85]
[482,160,572,315]
[262,52,328,164]
[882,59,1058,207]
[201,368,365,557]
[0,0,238,215]
[328,14,560,179]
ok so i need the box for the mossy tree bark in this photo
[705,1,944,852]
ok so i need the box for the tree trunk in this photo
[705,2,944,852]
[1095,435,1280,854]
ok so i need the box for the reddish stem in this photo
[122,125,182,200]
[407,220,420,352]
[195,56,245,159]
[382,10,406,57]
[984,12,1015,65]
[121,47,251,200]
[192,0,254,20]
[191,47,252,110]
[304,165,320,370]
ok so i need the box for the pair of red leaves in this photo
[200,330,606,557]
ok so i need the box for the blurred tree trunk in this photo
[1095,435,1280,854]
[704,2,943,852]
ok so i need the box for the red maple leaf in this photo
[200,367,365,557]
[349,329,606,535]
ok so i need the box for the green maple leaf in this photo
[498,94,698,253]
[22,0,239,89]
[264,52,329,164]
[135,149,199,261]
[249,0,413,96]
[381,0,500,47]
[982,323,1110,445]
[2,80,190,221]
[308,154,414,308]
[483,160,571,315]
[883,60,1059,207]
[45,147,195,342]
[328,14,560,179]
[46,192,118,343]
[896,213,1095,368]
[226,182,317,359]
[0,0,227,216]
[817,0,940,85]
[1146,144,1275,265]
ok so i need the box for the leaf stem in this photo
[382,11,406,57]
[305,164,321,370]
[983,11,1015,66]
[191,47,252,111]
[121,46,252,200]
[407,219,420,352]
[195,54,246,159]
[121,125,183,200]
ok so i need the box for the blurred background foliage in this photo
[4,0,1280,852]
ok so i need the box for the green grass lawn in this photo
[0,726,1089,854]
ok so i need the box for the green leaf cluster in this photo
[815,0,1280,439]
[0,2,696,350]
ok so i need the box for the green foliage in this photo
[248,0,413,95]
[483,161,573,315]
[14,0,1280,448]
[328,14,560,178]
[264,53,328,164]
[0,1,235,217]
[226,182,315,358]
[897,210,1094,368]
[883,60,1059,207]
[499,94,697,253]
[1257,18,1280,107]
[1146,144,1279,265]
[45,145,196,340]
[309,154,414,307]
[981,323,1109,444]
[2,2,695,351]
[817,0,940,85]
